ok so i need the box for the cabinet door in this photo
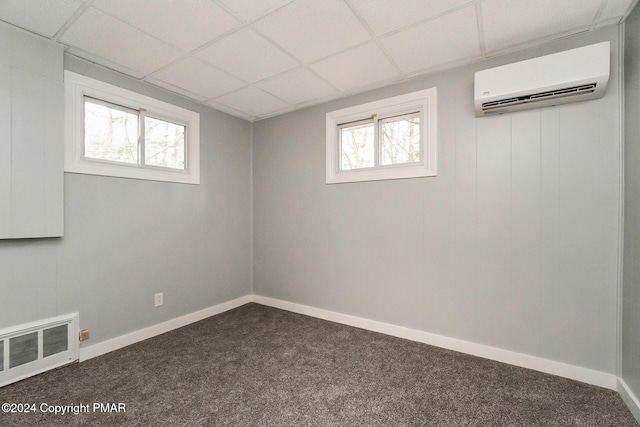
[9,69,64,238]
[0,21,64,239]
[0,67,63,239]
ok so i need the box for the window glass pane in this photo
[84,99,138,164]
[144,117,186,170]
[340,122,374,170]
[380,112,421,166]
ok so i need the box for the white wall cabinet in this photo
[0,24,64,238]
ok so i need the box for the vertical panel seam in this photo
[249,121,254,295]
[505,114,515,339]
[8,66,13,236]
[616,22,625,379]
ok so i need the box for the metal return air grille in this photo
[0,313,79,387]
[482,83,597,112]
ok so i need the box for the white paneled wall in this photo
[253,27,621,374]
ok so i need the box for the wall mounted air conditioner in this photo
[474,42,610,117]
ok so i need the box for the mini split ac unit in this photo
[474,42,610,117]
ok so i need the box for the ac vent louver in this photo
[482,83,597,112]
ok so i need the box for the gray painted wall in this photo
[623,1,640,404]
[0,40,252,346]
[253,26,622,374]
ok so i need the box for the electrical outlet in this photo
[79,329,90,341]
[154,292,163,307]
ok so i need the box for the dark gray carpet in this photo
[0,303,636,426]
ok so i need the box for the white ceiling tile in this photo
[195,28,298,83]
[0,0,84,37]
[92,0,239,52]
[381,6,480,75]
[214,86,289,118]
[349,0,472,35]
[60,7,183,76]
[258,67,338,104]
[151,57,246,99]
[481,0,602,52]
[599,0,634,23]
[217,0,293,22]
[5,0,626,120]
[310,42,400,93]
[253,0,371,63]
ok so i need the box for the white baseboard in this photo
[79,295,252,361]
[252,295,618,390]
[67,292,640,421]
[618,378,640,423]
[77,293,620,394]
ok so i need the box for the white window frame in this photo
[64,70,200,184]
[326,88,437,184]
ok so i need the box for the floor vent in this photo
[0,313,79,387]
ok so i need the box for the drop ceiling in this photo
[0,0,636,121]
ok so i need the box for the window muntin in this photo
[326,88,437,184]
[65,71,200,184]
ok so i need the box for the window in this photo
[64,71,200,184]
[326,88,437,184]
